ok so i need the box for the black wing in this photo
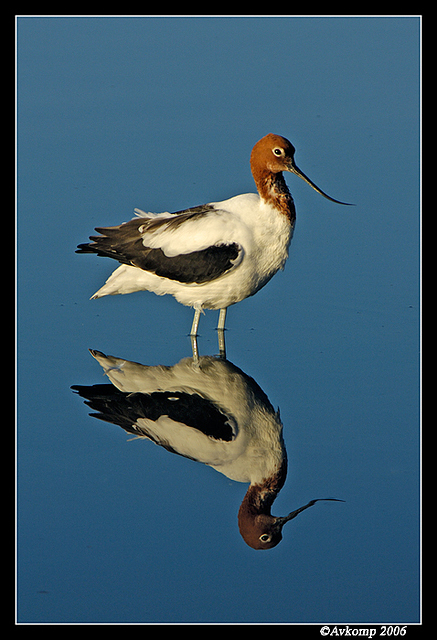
[76,205,241,284]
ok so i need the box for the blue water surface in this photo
[17,16,420,624]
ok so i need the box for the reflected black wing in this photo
[72,384,235,457]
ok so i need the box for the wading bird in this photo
[77,133,352,336]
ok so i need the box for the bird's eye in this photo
[273,148,284,157]
[259,534,271,543]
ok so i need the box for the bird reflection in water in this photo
[72,343,342,549]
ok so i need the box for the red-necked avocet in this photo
[72,349,343,550]
[77,134,352,336]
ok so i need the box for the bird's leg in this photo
[190,308,201,336]
[217,329,226,360]
[191,334,199,364]
[217,308,227,359]
[217,308,227,331]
